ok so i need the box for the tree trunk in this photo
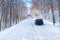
[50,0,55,25]
[57,0,60,23]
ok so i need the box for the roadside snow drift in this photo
[0,19,60,40]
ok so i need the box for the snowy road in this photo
[0,19,60,40]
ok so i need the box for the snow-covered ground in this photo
[0,18,60,40]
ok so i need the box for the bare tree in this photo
[57,0,60,23]
[0,0,19,30]
[50,0,55,25]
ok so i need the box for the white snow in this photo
[0,18,60,40]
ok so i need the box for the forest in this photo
[0,0,60,31]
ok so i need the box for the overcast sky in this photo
[22,0,32,7]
